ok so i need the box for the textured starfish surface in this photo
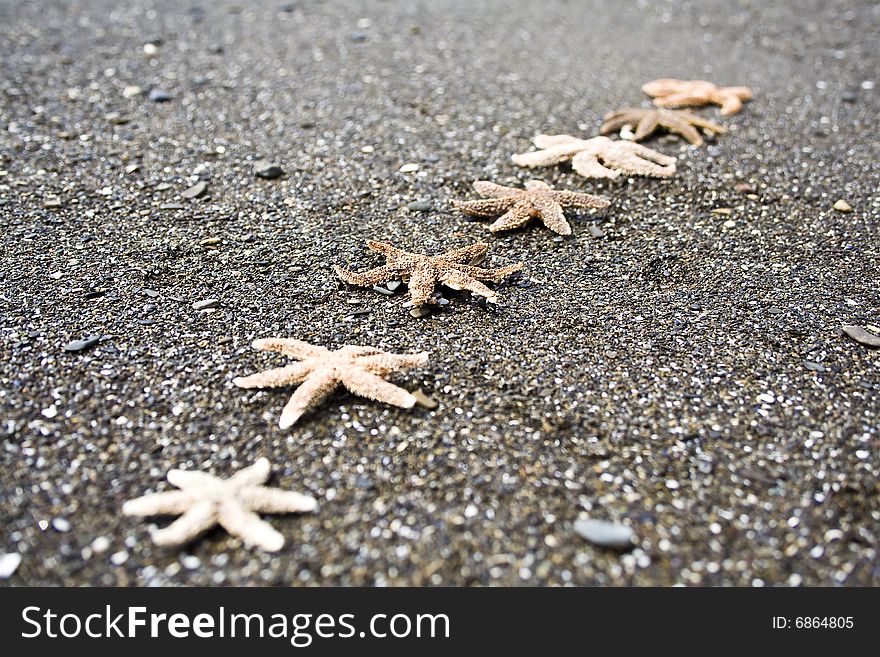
[234,338,429,428]
[335,240,523,307]
[600,107,725,146]
[512,134,676,179]
[452,180,610,236]
[122,458,317,552]
[642,78,753,115]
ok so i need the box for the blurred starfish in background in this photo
[336,240,522,307]
[123,458,317,552]
[600,107,725,146]
[453,180,609,236]
[234,338,429,428]
[642,78,753,115]
[513,135,676,179]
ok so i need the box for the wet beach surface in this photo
[1,0,878,585]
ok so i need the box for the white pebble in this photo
[0,553,22,579]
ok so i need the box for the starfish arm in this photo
[685,114,726,133]
[150,500,218,547]
[532,134,582,148]
[439,242,489,263]
[251,338,327,360]
[531,198,572,236]
[472,180,520,198]
[634,113,661,141]
[279,370,338,429]
[488,202,534,233]
[406,264,437,306]
[571,149,620,179]
[233,362,313,389]
[228,457,271,488]
[341,370,417,408]
[365,240,403,259]
[596,142,676,178]
[218,500,285,552]
[239,486,318,513]
[550,190,610,209]
[726,86,753,100]
[122,490,196,517]
[600,111,639,135]
[626,142,678,172]
[642,79,692,97]
[512,142,586,168]
[453,198,515,218]
[454,261,523,282]
[439,269,500,301]
[335,264,401,287]
[659,115,703,145]
[356,351,430,375]
[718,93,744,115]
[651,92,708,109]
[167,469,224,491]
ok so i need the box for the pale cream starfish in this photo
[512,135,676,179]
[335,240,523,307]
[234,337,429,428]
[452,180,609,236]
[642,79,753,116]
[600,107,725,146]
[122,457,317,552]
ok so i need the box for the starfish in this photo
[600,107,725,146]
[234,337,429,428]
[335,240,523,307]
[122,457,317,552]
[512,134,676,179]
[642,79,753,116]
[452,180,609,236]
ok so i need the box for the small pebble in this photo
[159,203,185,210]
[350,32,368,42]
[842,325,880,347]
[410,305,431,318]
[193,298,220,310]
[254,160,284,179]
[124,164,140,174]
[723,219,736,228]
[181,181,207,199]
[574,519,634,549]
[407,201,432,212]
[180,554,201,570]
[43,197,62,208]
[833,199,852,213]
[91,536,111,553]
[399,163,420,173]
[52,517,71,532]
[588,224,605,238]
[148,88,172,102]
[122,85,142,98]
[64,335,101,352]
[110,550,129,565]
[105,112,130,125]
[0,553,22,579]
